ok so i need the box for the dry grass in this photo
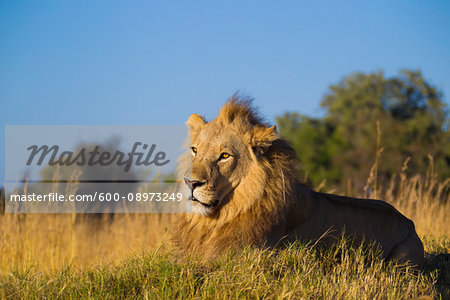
[1,240,444,299]
[0,212,176,273]
[1,159,447,272]
[0,155,448,298]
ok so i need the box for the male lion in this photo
[174,97,424,267]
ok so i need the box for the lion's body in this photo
[174,98,424,266]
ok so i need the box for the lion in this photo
[173,96,424,267]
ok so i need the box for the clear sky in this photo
[1,1,450,183]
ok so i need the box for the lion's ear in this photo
[186,114,206,132]
[251,125,278,156]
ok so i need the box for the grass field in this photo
[1,237,448,299]
[0,158,449,299]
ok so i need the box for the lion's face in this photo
[184,122,253,216]
[182,102,279,217]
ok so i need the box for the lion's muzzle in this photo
[184,178,217,208]
[184,178,206,191]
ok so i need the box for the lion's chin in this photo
[191,203,216,216]
[187,195,219,217]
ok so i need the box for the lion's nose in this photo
[184,178,206,191]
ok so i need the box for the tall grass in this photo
[0,212,175,272]
[0,156,448,299]
[1,240,444,299]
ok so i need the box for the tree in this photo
[277,69,449,190]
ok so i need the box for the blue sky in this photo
[1,1,450,183]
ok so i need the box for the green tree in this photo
[277,69,449,190]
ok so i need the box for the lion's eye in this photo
[191,147,198,155]
[219,152,231,160]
